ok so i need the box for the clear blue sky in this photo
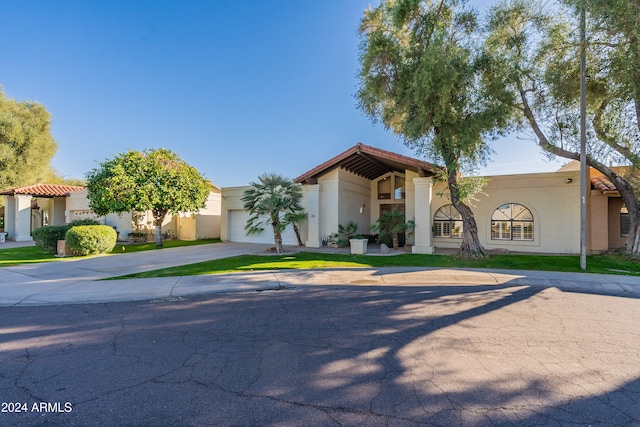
[1,0,563,188]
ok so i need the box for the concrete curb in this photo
[3,267,638,306]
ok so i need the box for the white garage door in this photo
[228,210,298,245]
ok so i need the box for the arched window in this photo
[491,203,534,241]
[433,204,463,238]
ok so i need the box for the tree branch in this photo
[592,98,640,165]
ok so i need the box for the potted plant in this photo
[349,234,368,254]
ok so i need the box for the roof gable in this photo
[294,143,436,184]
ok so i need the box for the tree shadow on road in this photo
[1,281,639,425]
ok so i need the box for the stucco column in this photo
[412,177,434,254]
[14,194,33,241]
[3,195,16,238]
[305,184,321,247]
[51,197,67,225]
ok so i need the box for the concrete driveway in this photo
[2,242,639,306]
[0,242,272,305]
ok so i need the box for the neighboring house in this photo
[221,142,632,254]
[1,183,222,242]
[0,184,85,241]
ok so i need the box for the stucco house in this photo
[1,184,85,242]
[1,183,222,242]
[2,143,630,254]
[221,143,631,255]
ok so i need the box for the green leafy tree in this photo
[0,89,58,191]
[241,173,304,254]
[371,207,414,250]
[86,148,210,247]
[357,0,512,258]
[483,0,640,255]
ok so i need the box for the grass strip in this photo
[0,239,221,267]
[109,252,640,279]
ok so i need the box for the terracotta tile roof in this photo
[591,175,618,193]
[0,183,85,197]
[294,142,437,183]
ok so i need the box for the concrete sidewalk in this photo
[1,242,638,305]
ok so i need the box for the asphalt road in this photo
[2,282,640,426]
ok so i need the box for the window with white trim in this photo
[491,203,534,241]
[433,204,463,238]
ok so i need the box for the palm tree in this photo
[284,209,306,246]
[371,207,413,250]
[241,173,304,254]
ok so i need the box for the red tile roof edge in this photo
[0,183,86,197]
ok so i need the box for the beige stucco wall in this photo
[318,169,340,241]
[221,167,599,254]
[430,170,582,254]
[336,168,371,237]
[589,190,609,253]
[195,191,221,239]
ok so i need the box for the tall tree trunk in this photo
[392,234,399,250]
[153,209,168,248]
[293,223,304,246]
[448,169,487,258]
[272,222,284,254]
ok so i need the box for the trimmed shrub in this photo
[32,225,71,254]
[377,232,406,248]
[32,219,102,254]
[65,225,117,256]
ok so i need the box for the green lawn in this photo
[110,238,221,254]
[109,251,640,280]
[0,239,221,267]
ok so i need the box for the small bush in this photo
[31,219,102,254]
[65,225,117,256]
[32,225,72,254]
[377,232,406,248]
